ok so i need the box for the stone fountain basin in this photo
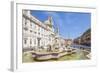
[32,51,69,60]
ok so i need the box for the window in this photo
[25,19,29,26]
[25,19,27,25]
[24,38,27,44]
[38,26,40,31]
[49,37,51,41]
[31,22,35,29]
[30,23,32,27]
[35,25,37,30]
[34,31,36,34]
[24,27,28,31]
[34,39,36,45]
[30,39,32,44]
[30,30,32,33]
[42,28,44,33]
[23,17,25,25]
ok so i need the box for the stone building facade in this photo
[22,10,55,51]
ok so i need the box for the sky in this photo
[31,10,91,39]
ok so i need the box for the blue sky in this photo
[31,10,91,39]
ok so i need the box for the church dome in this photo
[44,16,53,28]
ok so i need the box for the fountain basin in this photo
[32,51,70,61]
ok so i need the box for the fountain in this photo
[31,45,77,61]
